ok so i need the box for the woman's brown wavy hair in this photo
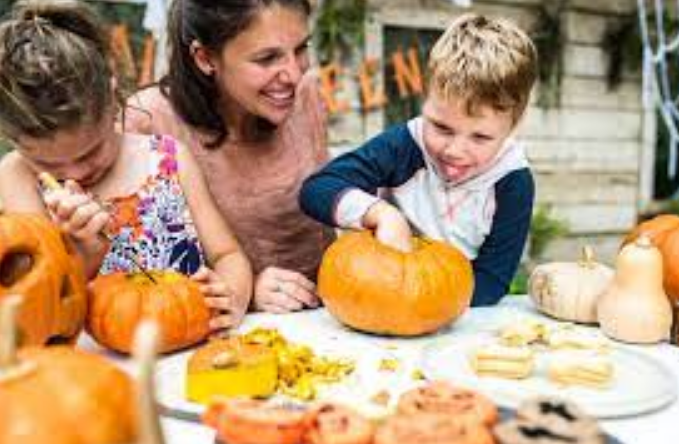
[162,0,311,148]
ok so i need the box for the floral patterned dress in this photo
[99,135,204,275]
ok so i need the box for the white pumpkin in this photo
[529,246,614,323]
[597,236,672,344]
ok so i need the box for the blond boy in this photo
[300,14,538,305]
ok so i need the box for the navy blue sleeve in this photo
[471,168,535,306]
[299,123,425,226]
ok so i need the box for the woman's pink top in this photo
[125,74,335,280]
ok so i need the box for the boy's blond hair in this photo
[428,13,537,124]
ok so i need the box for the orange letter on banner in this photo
[392,47,423,98]
[319,62,349,115]
[138,35,155,86]
[358,57,386,110]
[109,24,136,80]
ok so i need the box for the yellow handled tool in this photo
[37,172,157,283]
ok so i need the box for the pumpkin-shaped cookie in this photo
[0,208,87,345]
[318,232,473,336]
[87,271,210,353]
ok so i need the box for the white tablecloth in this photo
[80,296,678,443]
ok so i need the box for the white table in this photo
[80,296,679,443]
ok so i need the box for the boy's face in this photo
[422,93,516,184]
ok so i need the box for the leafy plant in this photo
[314,0,366,64]
[529,204,570,260]
[531,0,568,108]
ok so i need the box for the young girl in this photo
[0,0,252,331]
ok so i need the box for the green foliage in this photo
[314,0,366,63]
[530,0,568,108]
[509,265,529,295]
[529,204,569,260]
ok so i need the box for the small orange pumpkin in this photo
[0,297,137,444]
[623,214,679,303]
[318,232,473,336]
[0,208,87,345]
[87,271,210,354]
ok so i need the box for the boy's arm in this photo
[299,123,425,229]
[176,139,253,328]
[471,169,535,306]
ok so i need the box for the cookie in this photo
[494,397,604,444]
[375,412,495,444]
[397,381,498,427]
[470,344,534,379]
[547,350,614,389]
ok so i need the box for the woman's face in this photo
[212,4,311,126]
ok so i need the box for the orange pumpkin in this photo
[624,214,679,303]
[0,209,87,345]
[318,232,473,336]
[0,298,137,444]
[87,271,210,354]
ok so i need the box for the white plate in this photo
[155,330,398,417]
[420,333,677,419]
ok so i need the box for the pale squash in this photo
[597,237,673,344]
[529,246,614,323]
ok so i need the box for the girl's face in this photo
[422,93,516,184]
[17,109,120,188]
[210,4,311,126]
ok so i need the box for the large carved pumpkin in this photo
[624,214,679,303]
[0,208,87,345]
[87,271,210,353]
[318,232,473,336]
[0,297,137,444]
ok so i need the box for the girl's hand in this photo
[253,267,320,314]
[42,179,110,245]
[364,201,413,252]
[192,266,245,331]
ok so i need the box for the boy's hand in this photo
[192,266,245,331]
[42,180,110,244]
[363,201,413,252]
[253,267,320,314]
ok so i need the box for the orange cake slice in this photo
[186,338,278,404]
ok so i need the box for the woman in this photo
[126,0,334,313]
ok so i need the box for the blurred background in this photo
[1,0,678,290]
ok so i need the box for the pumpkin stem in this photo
[132,321,165,444]
[635,235,653,249]
[578,245,596,268]
[0,295,21,372]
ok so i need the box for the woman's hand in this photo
[253,267,320,313]
[192,266,246,331]
[363,201,413,252]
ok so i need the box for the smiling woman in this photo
[125,0,335,315]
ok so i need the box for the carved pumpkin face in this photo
[318,232,474,336]
[0,213,87,345]
[87,271,210,354]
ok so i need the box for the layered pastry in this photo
[397,381,498,427]
[498,319,548,346]
[494,397,604,444]
[547,350,614,389]
[186,338,278,404]
[544,326,611,352]
[469,344,535,379]
[303,403,375,444]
